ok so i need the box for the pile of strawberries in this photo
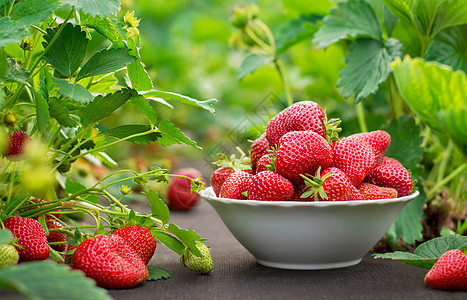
[211,101,413,201]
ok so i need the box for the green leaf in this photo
[100,125,160,144]
[10,0,59,27]
[425,26,467,74]
[312,0,382,49]
[42,23,88,78]
[53,78,93,104]
[61,0,120,17]
[144,190,170,225]
[79,73,118,94]
[166,223,201,257]
[151,230,185,255]
[147,268,170,281]
[3,57,29,84]
[126,38,154,92]
[65,179,98,203]
[432,0,467,35]
[76,48,136,81]
[156,119,200,149]
[282,0,335,16]
[337,38,403,100]
[0,229,13,245]
[48,97,79,127]
[381,0,414,27]
[237,54,274,80]
[33,87,50,133]
[79,12,126,48]
[130,95,157,125]
[0,49,7,79]
[142,90,217,114]
[275,16,320,55]
[0,261,111,300]
[0,17,28,48]
[78,89,134,127]
[391,56,467,156]
[374,235,467,269]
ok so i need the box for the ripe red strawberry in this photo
[46,220,67,252]
[248,171,294,201]
[219,171,253,200]
[348,130,390,165]
[4,216,50,262]
[357,182,398,200]
[314,167,364,201]
[331,136,377,186]
[168,168,204,210]
[381,156,402,167]
[3,130,31,161]
[211,167,235,196]
[266,101,326,146]
[250,133,272,169]
[365,161,413,197]
[255,154,273,173]
[114,225,157,265]
[424,250,467,291]
[72,234,148,289]
[275,130,332,185]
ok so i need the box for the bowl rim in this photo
[200,187,420,207]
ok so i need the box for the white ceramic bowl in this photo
[200,187,419,270]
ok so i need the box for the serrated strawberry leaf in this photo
[3,58,29,85]
[166,223,202,257]
[151,230,185,255]
[0,261,111,300]
[10,0,59,27]
[33,87,50,133]
[60,0,120,17]
[313,0,382,49]
[147,268,170,281]
[127,38,154,92]
[142,90,217,114]
[76,48,136,81]
[53,78,93,104]
[0,17,28,48]
[43,23,88,78]
[156,119,200,149]
[79,12,126,49]
[374,235,467,269]
[337,38,403,101]
[48,98,79,128]
[275,15,320,55]
[237,54,273,80]
[100,125,160,144]
[130,95,158,125]
[144,190,169,225]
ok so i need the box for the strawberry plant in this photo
[0,0,216,297]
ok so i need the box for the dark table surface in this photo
[107,198,465,300]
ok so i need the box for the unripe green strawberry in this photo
[0,244,19,269]
[181,241,213,274]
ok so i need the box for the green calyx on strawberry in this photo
[4,216,50,262]
[0,244,19,269]
[211,150,252,196]
[255,154,275,173]
[114,225,157,265]
[424,249,467,291]
[72,234,148,289]
[181,241,213,274]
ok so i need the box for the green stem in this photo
[274,59,293,106]
[244,26,273,55]
[356,101,368,132]
[427,163,467,198]
[437,141,453,183]
[254,19,276,52]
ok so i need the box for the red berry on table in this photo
[255,154,273,173]
[357,182,398,200]
[266,101,326,147]
[320,167,363,201]
[46,220,67,252]
[4,216,50,262]
[219,171,253,200]
[250,133,272,170]
[331,136,377,187]
[4,130,31,161]
[114,225,157,265]
[348,130,391,165]
[72,234,148,289]
[275,130,332,185]
[211,167,235,196]
[424,249,467,291]
[365,161,413,197]
[168,168,204,210]
[248,171,294,201]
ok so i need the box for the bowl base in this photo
[256,258,362,270]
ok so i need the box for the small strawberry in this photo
[275,130,332,185]
[114,225,157,265]
[211,167,236,196]
[0,244,19,269]
[250,133,272,170]
[248,171,294,201]
[266,101,326,147]
[365,160,413,197]
[219,171,253,200]
[331,136,377,186]
[348,130,391,165]
[3,130,31,161]
[210,152,251,196]
[168,168,204,210]
[72,234,148,289]
[424,249,467,291]
[46,220,67,252]
[4,216,50,262]
[255,154,273,173]
[181,241,213,274]
[357,182,398,200]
